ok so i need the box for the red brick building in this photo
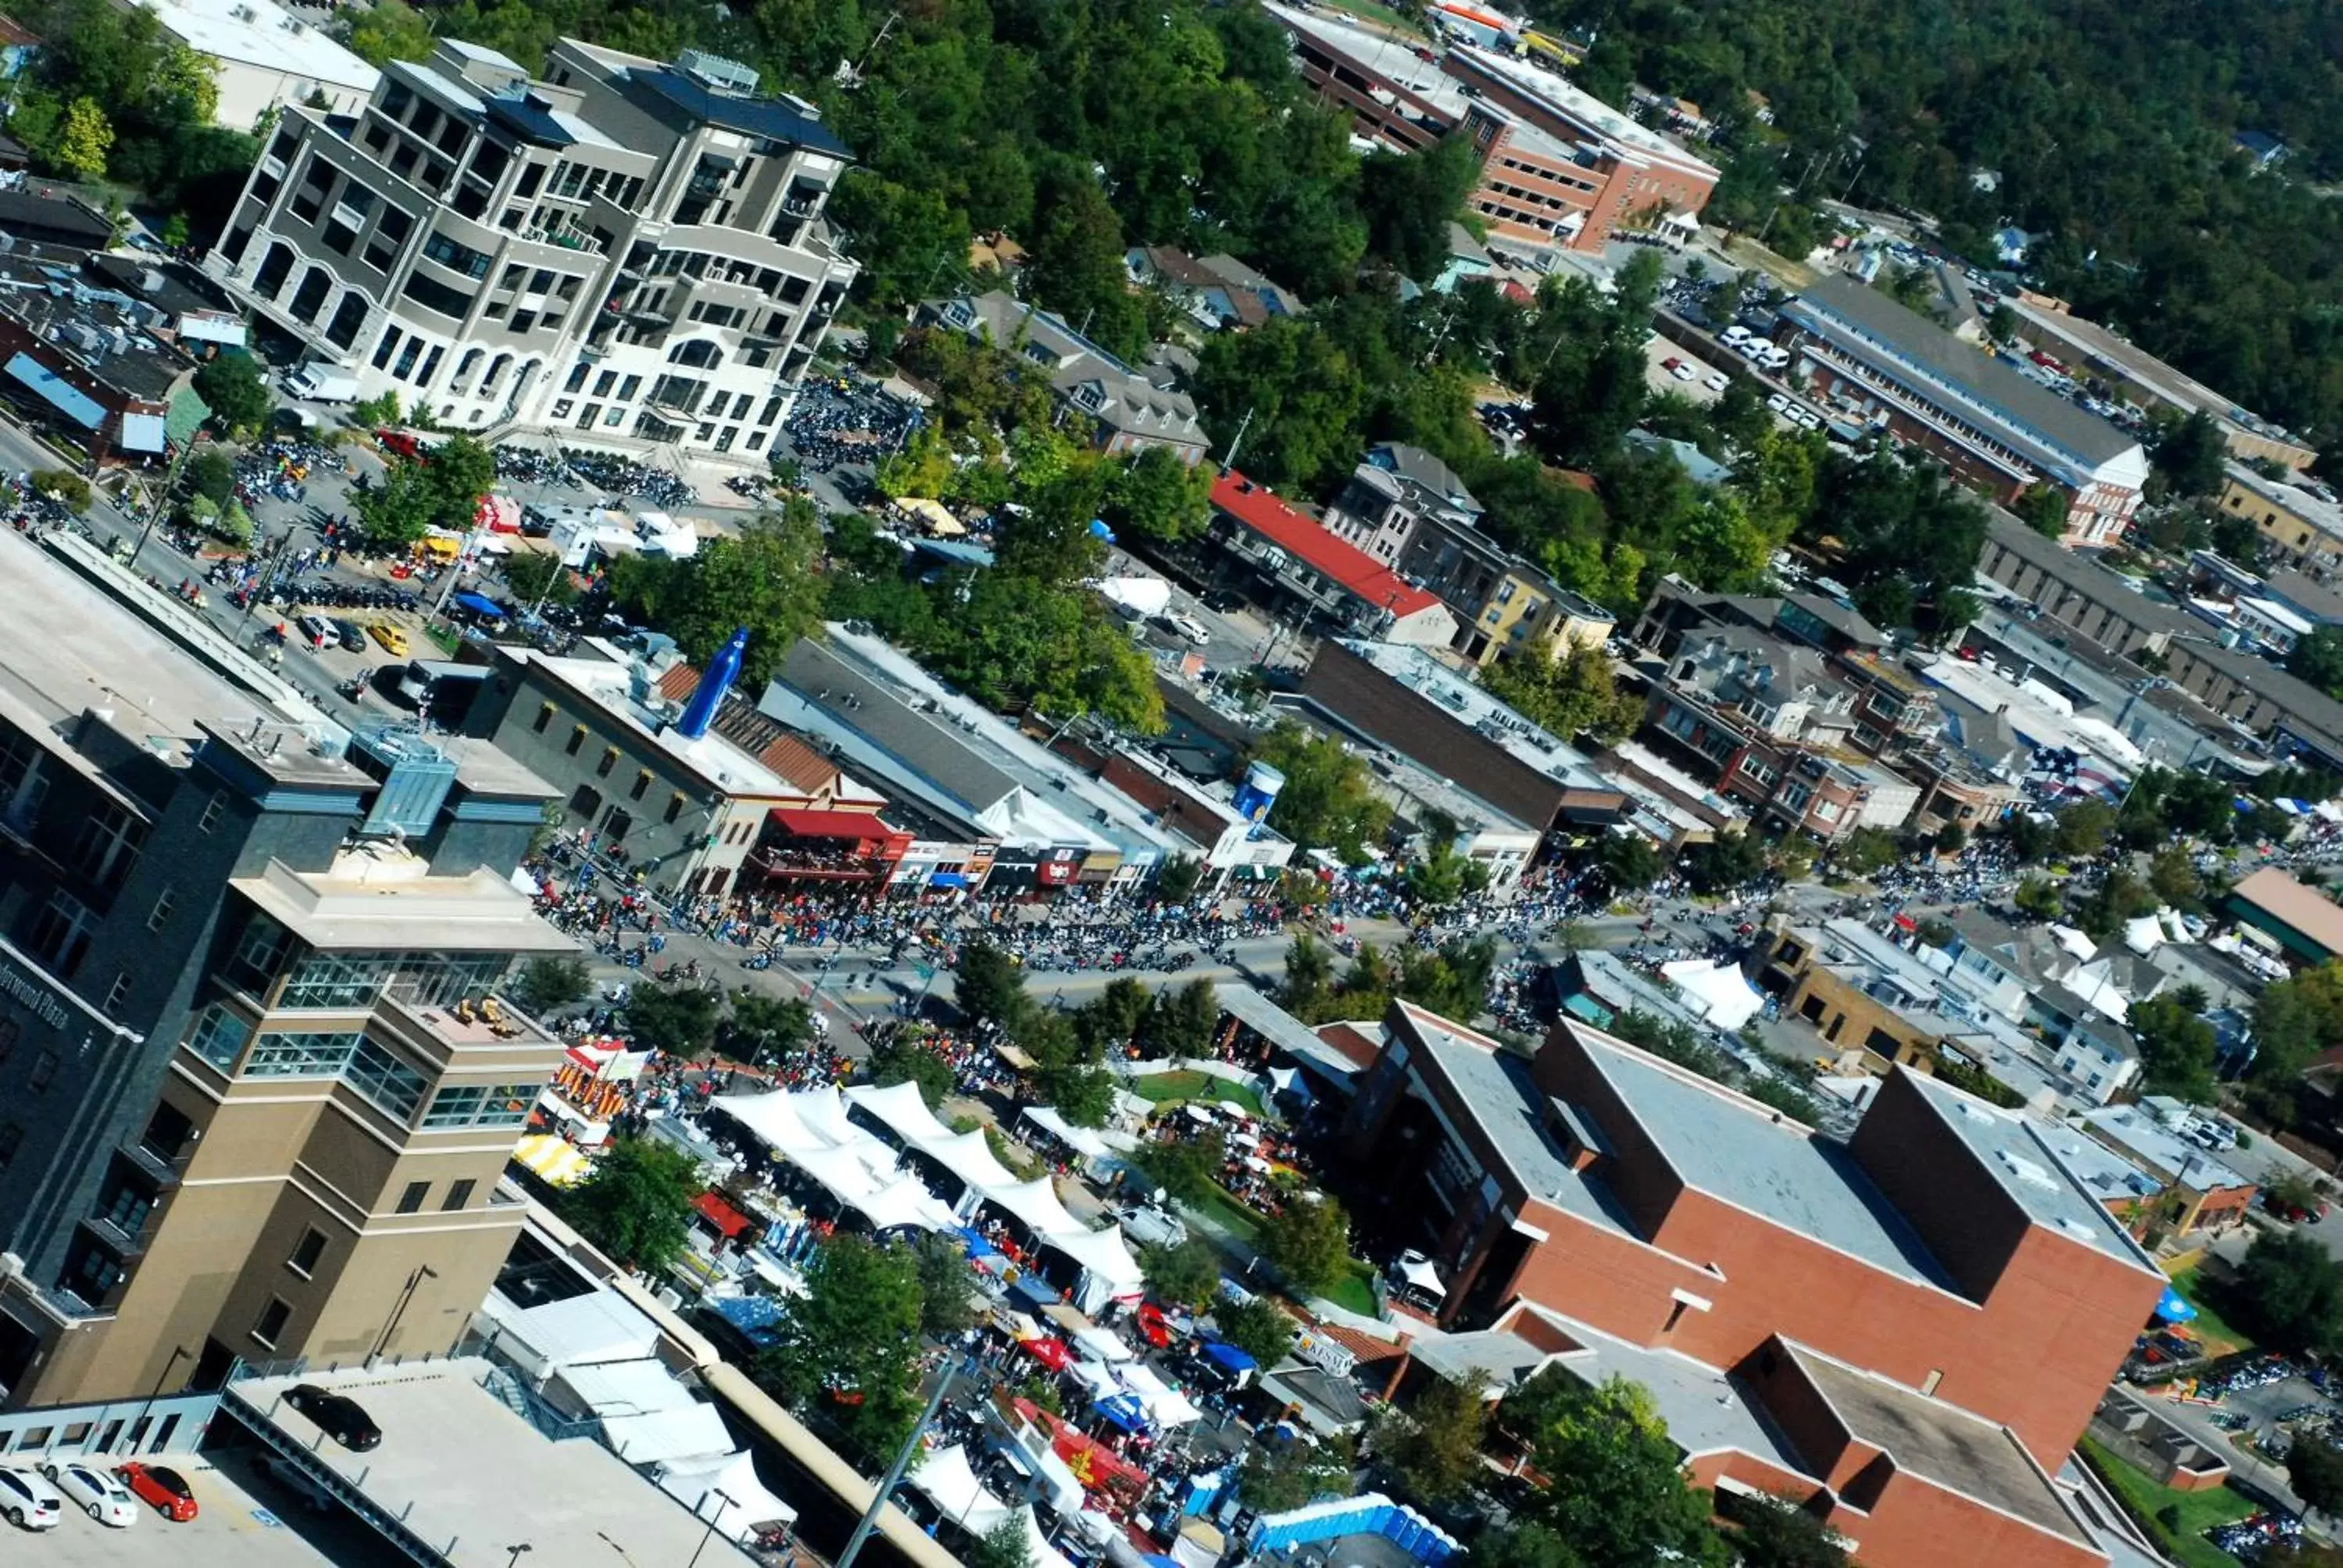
[1342,1003,2167,1567]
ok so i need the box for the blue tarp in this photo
[958,1226,1000,1259]
[6,353,103,429]
[930,871,969,888]
[2156,1286,2199,1323]
[1008,1274,1062,1309]
[1248,1495,1463,1567]
[452,590,506,618]
[1200,1339,1257,1374]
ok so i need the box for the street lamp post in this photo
[132,1345,194,1442]
[685,1489,737,1568]
[369,1263,438,1365]
[507,1544,534,1568]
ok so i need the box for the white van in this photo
[1721,324,1753,346]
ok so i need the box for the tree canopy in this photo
[761,1233,931,1466]
[555,1135,701,1274]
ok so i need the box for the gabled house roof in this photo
[1211,471,1443,620]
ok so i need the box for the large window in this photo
[27,890,98,977]
[186,1005,253,1071]
[421,1082,539,1129]
[345,1037,427,1121]
[244,1031,362,1079]
[419,231,492,280]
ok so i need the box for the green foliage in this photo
[1139,1237,1221,1310]
[952,940,1026,1032]
[608,500,825,691]
[1104,445,1214,545]
[1593,831,1667,894]
[622,984,724,1060]
[2013,484,2071,539]
[1405,843,1493,908]
[1155,854,1205,903]
[192,354,273,435]
[184,448,236,507]
[2235,1231,2343,1359]
[1136,1130,1225,1209]
[30,469,91,513]
[761,1235,928,1466]
[1802,450,1990,632]
[503,550,579,609]
[343,0,437,66]
[1933,1055,2024,1107]
[868,1033,954,1107]
[1725,1494,1852,1568]
[2289,1438,2343,1518]
[1382,1371,1489,1508]
[2013,874,2066,921]
[1249,722,1392,863]
[1829,826,1903,880]
[1500,1371,1727,1568]
[912,1230,979,1340]
[716,994,816,1067]
[555,1135,701,1273]
[1237,1433,1353,1513]
[1683,830,1770,894]
[512,955,591,1017]
[353,434,494,549]
[1260,1192,1353,1295]
[2251,961,2343,1087]
[2291,626,2343,701]
[2151,412,2230,501]
[1478,643,1642,746]
[1214,1295,1298,1373]
[1135,980,1221,1064]
[965,1518,1033,1568]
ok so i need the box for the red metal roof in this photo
[1210,471,1443,619]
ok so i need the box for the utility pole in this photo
[1221,405,1256,472]
[130,433,201,572]
[833,1357,961,1568]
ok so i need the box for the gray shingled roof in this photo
[1789,275,2138,469]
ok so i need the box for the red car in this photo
[116,1462,196,1522]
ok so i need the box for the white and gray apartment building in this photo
[205,37,858,458]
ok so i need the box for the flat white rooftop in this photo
[140,0,379,91]
[233,1360,759,1568]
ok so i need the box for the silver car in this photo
[43,1460,138,1527]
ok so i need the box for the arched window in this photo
[667,338,722,369]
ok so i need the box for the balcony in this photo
[81,1210,150,1260]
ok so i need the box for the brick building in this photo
[1340,1001,2166,1567]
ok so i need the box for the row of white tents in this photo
[716,1084,1149,1313]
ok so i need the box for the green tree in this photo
[53,95,112,178]
[2013,874,2065,921]
[716,994,816,1067]
[912,1230,978,1339]
[761,1235,928,1466]
[1156,854,1205,903]
[556,1135,701,1273]
[2150,411,2228,500]
[1727,1494,1851,1568]
[953,940,1027,1032]
[503,550,579,609]
[1250,722,1392,864]
[1382,1371,1489,1507]
[1236,1433,1353,1512]
[1261,1192,1352,1295]
[1139,1237,1221,1310]
[1479,643,1642,744]
[1283,934,1338,1023]
[1135,980,1221,1064]
[1214,1294,1298,1370]
[868,1032,955,1108]
[1830,826,1903,880]
[2291,627,2343,700]
[1105,445,1214,544]
[192,352,273,434]
[624,501,826,692]
[1357,136,1485,282]
[1594,831,1667,895]
[512,954,591,1017]
[1684,831,1769,894]
[622,985,724,1060]
[343,0,437,66]
[965,1518,1033,1568]
[1502,1370,1726,1567]
[2235,1231,2343,1358]
[2013,483,2070,539]
[185,447,236,507]
[2252,961,2343,1085]
[1136,1129,1225,1208]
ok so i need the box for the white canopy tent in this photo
[915,1128,1022,1192]
[1118,1363,1201,1427]
[978,1176,1085,1241]
[1015,1506,1076,1568]
[1658,958,1766,1033]
[1073,1325,1136,1364]
[847,1081,958,1147]
[908,1444,1013,1534]
[602,1402,736,1466]
[1021,1106,1113,1161]
[1041,1224,1146,1313]
[1396,1253,1446,1299]
[654,1450,798,1541]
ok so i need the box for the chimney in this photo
[673,627,748,739]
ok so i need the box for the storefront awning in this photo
[6,353,103,429]
[117,412,167,453]
[694,1190,754,1240]
[770,806,906,846]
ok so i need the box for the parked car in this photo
[283,1384,383,1452]
[1168,612,1212,647]
[1702,369,1729,393]
[331,618,367,653]
[0,1467,62,1531]
[1663,356,1696,382]
[116,1462,197,1523]
[294,612,334,650]
[42,1461,138,1527]
[367,621,410,657]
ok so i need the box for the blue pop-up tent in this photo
[2154,1285,2199,1324]
[1200,1339,1257,1375]
[452,590,506,618]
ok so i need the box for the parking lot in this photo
[4,1456,373,1568]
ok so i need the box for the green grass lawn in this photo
[1323,1262,1380,1317]
[2079,1438,2256,1568]
[2169,1264,2257,1358]
[1193,1183,1264,1243]
[1129,1071,1265,1117]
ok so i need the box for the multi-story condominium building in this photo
[1781,276,2148,543]
[206,38,858,458]
[0,528,573,1411]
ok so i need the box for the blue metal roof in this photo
[6,353,102,429]
[485,92,576,148]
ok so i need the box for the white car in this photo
[43,1461,137,1527]
[1168,612,1212,647]
[1703,369,1729,393]
[1721,324,1752,346]
[0,1467,62,1531]
[1765,392,1792,415]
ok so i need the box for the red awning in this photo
[1019,1335,1073,1371]
[767,806,909,850]
[694,1191,754,1240]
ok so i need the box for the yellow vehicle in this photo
[414,534,461,564]
[369,621,410,657]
